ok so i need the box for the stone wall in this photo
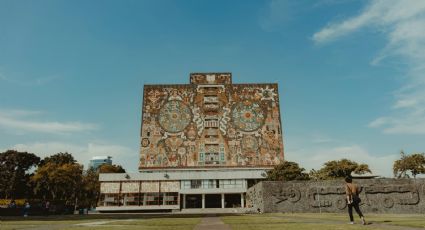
[246,179,425,213]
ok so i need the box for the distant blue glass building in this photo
[89,156,112,169]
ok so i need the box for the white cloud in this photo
[259,0,293,31]
[312,0,425,43]
[0,69,60,86]
[310,133,335,144]
[287,144,398,177]
[2,141,138,172]
[313,0,425,134]
[0,109,97,134]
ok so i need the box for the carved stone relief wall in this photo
[247,179,425,213]
[139,73,284,170]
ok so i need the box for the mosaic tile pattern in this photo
[232,102,265,132]
[160,181,180,192]
[100,182,120,193]
[121,182,140,193]
[141,181,160,192]
[158,100,192,133]
[140,73,284,169]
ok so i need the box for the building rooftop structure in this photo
[89,156,112,170]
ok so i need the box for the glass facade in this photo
[89,156,112,170]
[181,179,245,189]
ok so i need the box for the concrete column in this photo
[202,194,205,209]
[221,193,225,208]
[143,193,147,206]
[241,193,244,208]
[163,193,166,206]
[183,194,186,209]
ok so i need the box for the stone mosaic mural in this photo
[247,179,425,213]
[100,182,120,194]
[140,73,284,170]
[100,181,180,193]
[121,182,140,193]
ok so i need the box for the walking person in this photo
[345,176,366,225]
[44,201,50,216]
[23,201,30,217]
[8,200,17,209]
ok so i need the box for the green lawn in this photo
[1,213,424,230]
[0,215,201,230]
[221,213,425,230]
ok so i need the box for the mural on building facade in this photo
[139,73,284,170]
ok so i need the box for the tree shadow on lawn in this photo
[0,213,243,222]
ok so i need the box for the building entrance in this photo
[225,194,242,208]
[185,194,202,208]
[205,194,222,208]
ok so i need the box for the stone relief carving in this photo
[363,185,420,207]
[269,183,422,211]
[307,186,347,210]
[249,180,425,213]
[272,187,301,204]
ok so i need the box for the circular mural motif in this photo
[336,198,347,210]
[231,101,265,132]
[158,100,192,133]
[383,197,394,208]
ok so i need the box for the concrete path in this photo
[193,216,231,230]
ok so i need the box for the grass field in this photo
[221,213,425,230]
[0,215,201,230]
[0,213,424,230]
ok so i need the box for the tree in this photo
[266,161,309,181]
[311,159,371,180]
[98,164,126,173]
[78,168,100,208]
[78,164,126,208]
[39,152,76,166]
[31,153,83,205]
[0,150,40,199]
[393,151,425,178]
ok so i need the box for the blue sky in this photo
[1,0,425,177]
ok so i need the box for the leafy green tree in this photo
[31,153,82,205]
[78,168,100,208]
[39,152,76,166]
[266,161,309,181]
[393,151,425,178]
[98,164,126,173]
[78,164,126,208]
[0,150,40,199]
[311,159,371,180]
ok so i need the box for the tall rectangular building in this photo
[97,73,284,211]
[140,73,283,169]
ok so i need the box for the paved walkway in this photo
[193,216,231,230]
